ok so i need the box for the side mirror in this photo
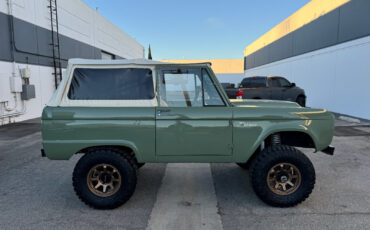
[290,83,296,87]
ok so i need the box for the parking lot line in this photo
[146,163,223,230]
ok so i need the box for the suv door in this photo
[277,77,295,101]
[155,68,233,156]
[268,77,283,100]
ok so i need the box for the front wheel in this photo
[236,162,249,170]
[249,145,315,207]
[72,148,137,209]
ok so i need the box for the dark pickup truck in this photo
[223,76,306,106]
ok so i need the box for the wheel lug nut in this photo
[281,175,288,183]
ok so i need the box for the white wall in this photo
[0,0,145,125]
[0,61,55,124]
[216,73,244,85]
[0,0,144,58]
[244,36,370,120]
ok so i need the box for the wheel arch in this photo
[75,143,142,162]
[261,127,318,151]
[241,128,318,166]
[43,139,142,161]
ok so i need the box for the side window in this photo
[270,78,281,87]
[240,78,250,88]
[159,69,202,107]
[158,68,225,107]
[202,69,225,106]
[278,78,291,87]
[248,78,267,88]
[68,68,154,100]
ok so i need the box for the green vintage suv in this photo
[41,59,334,209]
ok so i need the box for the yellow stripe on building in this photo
[244,0,350,57]
[160,59,244,74]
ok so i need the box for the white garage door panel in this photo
[245,36,370,120]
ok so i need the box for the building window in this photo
[101,51,115,60]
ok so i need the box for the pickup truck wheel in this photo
[296,96,306,107]
[72,149,137,209]
[249,145,315,207]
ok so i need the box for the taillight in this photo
[236,90,244,99]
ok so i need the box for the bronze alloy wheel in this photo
[87,163,122,197]
[266,162,301,195]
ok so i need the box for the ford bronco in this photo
[41,59,334,209]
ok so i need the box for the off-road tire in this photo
[236,162,249,170]
[249,145,315,207]
[72,148,137,209]
[296,96,306,107]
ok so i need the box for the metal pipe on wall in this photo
[0,0,26,122]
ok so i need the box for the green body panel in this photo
[42,102,334,162]
[231,100,334,162]
[41,64,335,162]
[155,107,233,157]
[42,107,156,161]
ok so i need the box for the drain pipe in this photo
[7,0,16,79]
[0,101,26,119]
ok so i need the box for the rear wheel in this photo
[249,145,315,207]
[136,163,146,169]
[296,96,306,107]
[72,148,137,209]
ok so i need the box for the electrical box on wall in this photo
[19,68,31,78]
[0,76,11,102]
[21,85,36,100]
[10,77,23,92]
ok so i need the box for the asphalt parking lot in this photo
[0,117,369,230]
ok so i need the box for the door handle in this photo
[157,109,171,116]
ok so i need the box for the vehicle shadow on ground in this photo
[0,151,166,229]
[211,163,264,210]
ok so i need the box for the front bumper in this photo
[321,145,335,155]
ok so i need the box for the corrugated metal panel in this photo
[244,0,350,57]
[293,8,339,57]
[269,33,293,63]
[244,0,370,70]
[338,0,370,42]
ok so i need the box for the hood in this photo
[231,99,301,108]
[231,99,333,120]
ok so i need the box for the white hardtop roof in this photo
[68,58,212,66]
[47,58,212,107]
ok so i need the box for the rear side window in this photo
[241,77,266,88]
[68,68,154,100]
[240,78,250,88]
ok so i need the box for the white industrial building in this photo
[243,0,370,120]
[0,0,144,125]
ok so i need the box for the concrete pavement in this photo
[0,118,369,229]
[146,163,223,230]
